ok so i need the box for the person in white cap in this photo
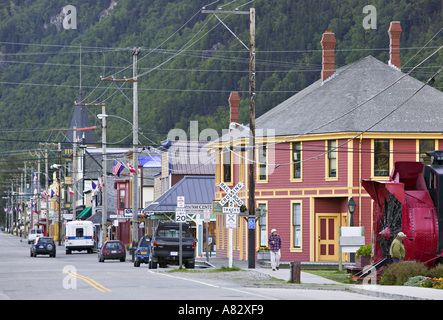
[268,228,282,271]
[389,231,406,262]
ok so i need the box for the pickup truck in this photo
[149,222,196,269]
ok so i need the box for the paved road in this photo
[0,233,380,303]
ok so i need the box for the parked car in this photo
[30,237,56,257]
[28,228,43,244]
[149,222,196,269]
[98,240,126,262]
[134,236,151,267]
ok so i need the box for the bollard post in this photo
[290,261,301,283]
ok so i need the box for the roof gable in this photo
[256,56,443,136]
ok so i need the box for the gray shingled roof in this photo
[144,176,215,213]
[256,56,443,136]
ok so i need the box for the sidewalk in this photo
[197,257,443,300]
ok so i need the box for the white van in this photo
[28,229,43,244]
[65,221,95,254]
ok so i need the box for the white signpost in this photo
[219,181,244,268]
[176,196,185,269]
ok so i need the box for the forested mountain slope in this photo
[0,0,441,154]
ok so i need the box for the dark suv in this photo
[30,237,56,257]
[149,222,196,269]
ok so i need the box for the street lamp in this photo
[347,197,356,227]
[347,197,356,262]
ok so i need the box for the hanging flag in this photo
[50,189,55,198]
[91,180,97,191]
[69,187,74,195]
[127,161,137,173]
[97,177,103,191]
[113,160,124,177]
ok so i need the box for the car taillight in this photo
[192,241,195,248]
[153,240,157,247]
[103,250,110,255]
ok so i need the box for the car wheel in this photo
[134,260,140,267]
[120,258,125,262]
[185,259,195,269]
[149,259,157,269]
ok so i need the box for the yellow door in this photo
[317,215,339,261]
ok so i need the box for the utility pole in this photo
[100,48,140,253]
[39,142,59,236]
[247,8,256,269]
[132,47,140,255]
[72,128,77,221]
[202,7,256,268]
[101,104,107,245]
[37,151,41,230]
[58,142,62,246]
[45,149,49,236]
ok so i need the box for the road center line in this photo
[67,271,112,292]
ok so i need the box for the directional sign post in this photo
[219,182,244,268]
[177,196,185,269]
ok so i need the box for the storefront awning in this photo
[77,206,92,219]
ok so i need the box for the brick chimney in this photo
[388,21,402,69]
[321,31,337,82]
[229,92,240,126]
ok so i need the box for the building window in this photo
[419,140,435,165]
[222,149,232,183]
[292,142,301,179]
[258,203,267,247]
[292,203,301,248]
[65,162,72,177]
[374,139,390,176]
[258,145,267,181]
[327,140,337,178]
[118,189,125,209]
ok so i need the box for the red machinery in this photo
[351,151,443,280]
[362,161,440,268]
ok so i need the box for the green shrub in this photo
[380,261,428,285]
[427,264,443,278]
[403,275,428,287]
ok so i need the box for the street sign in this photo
[223,207,240,214]
[226,213,237,229]
[248,218,255,229]
[177,196,185,208]
[175,208,187,223]
[219,182,244,207]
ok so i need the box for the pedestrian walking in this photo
[268,228,282,271]
[389,231,406,262]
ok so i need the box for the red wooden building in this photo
[211,22,443,262]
